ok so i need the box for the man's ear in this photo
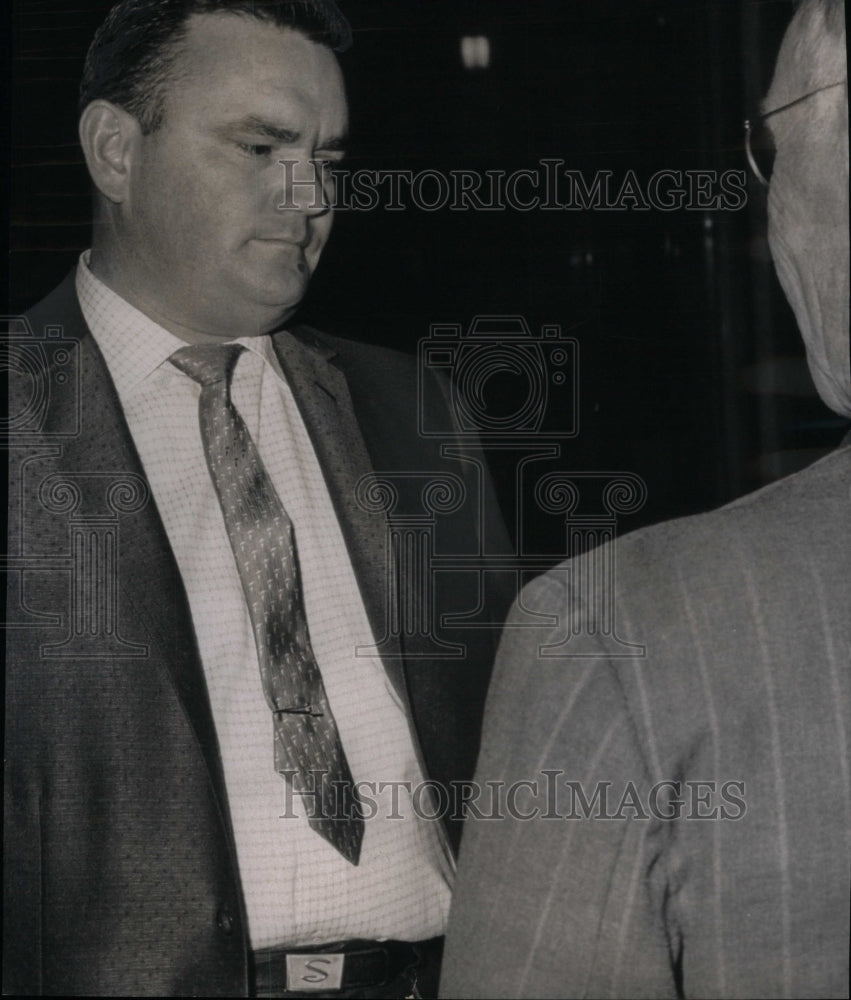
[78,99,142,204]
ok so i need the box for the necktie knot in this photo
[171,343,245,387]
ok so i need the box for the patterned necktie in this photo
[171,343,364,865]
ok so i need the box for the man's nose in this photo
[276,156,333,216]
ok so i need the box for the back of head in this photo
[781,0,846,94]
[766,0,849,418]
[79,0,352,134]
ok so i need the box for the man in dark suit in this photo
[3,1,509,995]
[441,1,850,996]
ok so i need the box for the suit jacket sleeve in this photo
[439,571,678,999]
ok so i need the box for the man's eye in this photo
[237,142,273,157]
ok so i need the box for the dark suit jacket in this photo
[441,444,851,998]
[4,273,511,996]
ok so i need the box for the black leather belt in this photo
[251,937,443,996]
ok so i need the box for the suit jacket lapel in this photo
[34,277,233,829]
[270,327,407,701]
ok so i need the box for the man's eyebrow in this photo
[215,116,348,149]
[318,135,348,152]
[215,116,299,142]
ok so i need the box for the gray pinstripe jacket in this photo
[442,441,851,998]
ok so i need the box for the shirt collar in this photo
[75,250,283,393]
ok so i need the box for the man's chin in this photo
[244,272,310,322]
[188,292,302,341]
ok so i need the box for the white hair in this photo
[788,0,847,92]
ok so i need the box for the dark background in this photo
[8,0,849,554]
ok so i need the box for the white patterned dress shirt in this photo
[76,252,453,949]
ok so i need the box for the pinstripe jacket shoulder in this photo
[441,443,851,999]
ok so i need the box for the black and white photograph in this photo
[4,0,849,996]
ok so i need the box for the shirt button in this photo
[217,905,234,935]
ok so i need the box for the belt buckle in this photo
[285,952,345,992]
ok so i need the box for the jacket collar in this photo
[270,326,407,701]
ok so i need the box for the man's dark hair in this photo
[79,0,352,134]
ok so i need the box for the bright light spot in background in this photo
[461,36,491,70]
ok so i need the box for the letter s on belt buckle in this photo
[286,953,345,991]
